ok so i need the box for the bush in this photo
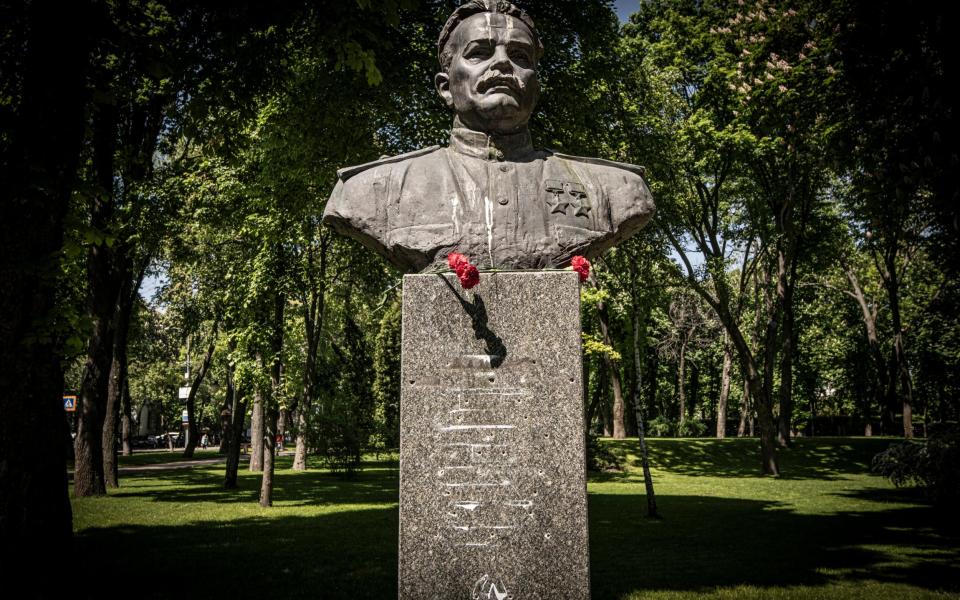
[586,432,624,472]
[647,416,675,437]
[871,440,926,487]
[872,424,960,506]
[677,419,707,438]
[310,407,366,477]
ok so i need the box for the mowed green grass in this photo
[591,437,959,600]
[70,438,960,599]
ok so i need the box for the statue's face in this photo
[436,12,540,134]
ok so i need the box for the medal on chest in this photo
[545,179,591,218]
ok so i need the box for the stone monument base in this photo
[399,271,590,600]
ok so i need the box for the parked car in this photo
[156,432,183,448]
[131,436,158,449]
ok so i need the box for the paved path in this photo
[116,450,297,473]
[69,450,296,477]
[118,456,232,473]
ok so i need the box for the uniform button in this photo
[499,164,510,172]
[498,197,509,205]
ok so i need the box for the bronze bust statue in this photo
[323,0,655,272]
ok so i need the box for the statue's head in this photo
[436,0,544,134]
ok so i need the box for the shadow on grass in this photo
[590,491,960,599]
[76,509,398,600]
[110,457,400,507]
[599,437,900,480]
[77,485,960,599]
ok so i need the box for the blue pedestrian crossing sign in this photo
[63,395,77,412]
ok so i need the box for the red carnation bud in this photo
[447,253,468,271]
[571,255,590,282]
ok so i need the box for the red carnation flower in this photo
[457,263,480,289]
[447,252,468,271]
[447,252,480,289]
[571,255,590,282]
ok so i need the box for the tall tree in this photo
[620,0,786,472]
[0,0,93,562]
[828,0,954,437]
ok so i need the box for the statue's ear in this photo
[435,72,454,109]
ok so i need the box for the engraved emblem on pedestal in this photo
[472,574,513,600]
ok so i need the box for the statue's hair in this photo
[437,0,543,71]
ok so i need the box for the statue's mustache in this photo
[476,71,525,94]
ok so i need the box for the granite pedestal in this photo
[399,271,590,600]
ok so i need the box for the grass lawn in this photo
[71,437,960,599]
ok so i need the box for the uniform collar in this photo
[448,118,535,161]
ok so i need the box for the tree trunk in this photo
[597,365,613,437]
[259,407,278,507]
[293,228,328,471]
[249,389,264,471]
[582,355,594,432]
[75,322,112,497]
[632,311,658,517]
[585,359,606,434]
[597,384,613,437]
[183,332,217,458]
[888,270,913,438]
[608,363,626,439]
[777,279,795,447]
[899,348,914,438]
[220,338,237,456]
[220,408,232,456]
[293,408,309,471]
[224,388,246,490]
[103,263,136,488]
[277,408,287,452]
[74,95,121,498]
[259,284,285,505]
[756,266,782,474]
[883,353,899,434]
[728,312,779,475]
[738,377,749,437]
[677,340,687,425]
[689,362,700,423]
[717,334,732,439]
[777,309,794,446]
[597,297,626,439]
[625,398,638,437]
[219,409,232,456]
[0,0,89,566]
[756,380,780,475]
[121,375,133,456]
[844,265,886,435]
[102,345,121,488]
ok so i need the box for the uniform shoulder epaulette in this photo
[549,150,647,178]
[337,145,442,181]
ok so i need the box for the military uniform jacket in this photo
[322,126,655,273]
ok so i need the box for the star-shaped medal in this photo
[549,195,570,215]
[568,183,591,218]
[545,179,569,215]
